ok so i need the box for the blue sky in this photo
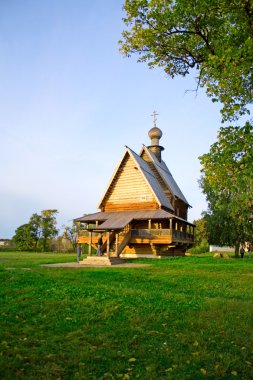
[0,0,223,238]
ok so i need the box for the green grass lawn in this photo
[0,252,253,380]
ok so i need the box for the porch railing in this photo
[79,228,194,243]
[79,230,98,237]
[131,229,194,242]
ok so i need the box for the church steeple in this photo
[148,111,164,162]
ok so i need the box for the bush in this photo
[188,239,209,254]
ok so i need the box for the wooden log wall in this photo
[123,244,186,256]
[123,244,153,255]
[174,199,188,220]
[130,236,173,245]
[104,201,158,212]
[103,153,158,212]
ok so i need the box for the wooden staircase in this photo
[108,230,131,257]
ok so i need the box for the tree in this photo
[13,214,43,251]
[12,210,59,252]
[29,213,42,250]
[62,223,78,251]
[193,216,208,247]
[13,224,34,251]
[40,210,58,251]
[120,0,253,121]
[199,122,253,255]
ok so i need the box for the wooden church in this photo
[75,119,194,258]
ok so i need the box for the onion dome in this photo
[148,127,163,146]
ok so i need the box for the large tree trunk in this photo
[235,242,240,258]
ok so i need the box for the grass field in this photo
[0,252,253,380]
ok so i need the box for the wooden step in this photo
[79,256,126,266]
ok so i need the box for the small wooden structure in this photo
[75,123,194,258]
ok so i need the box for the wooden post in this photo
[107,231,110,258]
[115,232,119,257]
[88,231,92,256]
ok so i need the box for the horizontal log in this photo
[105,156,154,205]
[130,237,173,244]
[104,201,158,212]
[78,236,89,244]
[123,245,153,255]
[78,236,101,244]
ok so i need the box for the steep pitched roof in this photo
[97,147,174,212]
[127,147,174,211]
[140,146,190,206]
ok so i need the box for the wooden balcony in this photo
[78,228,194,246]
[130,229,194,245]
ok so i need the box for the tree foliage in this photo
[12,210,58,251]
[199,122,253,254]
[29,213,42,249]
[40,210,58,251]
[193,216,208,247]
[120,0,253,121]
[62,222,80,251]
[12,224,35,251]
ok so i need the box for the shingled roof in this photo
[74,210,194,230]
[140,146,190,206]
[126,147,174,211]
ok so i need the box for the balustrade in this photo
[79,228,193,243]
[131,229,193,242]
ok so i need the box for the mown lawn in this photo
[0,252,253,380]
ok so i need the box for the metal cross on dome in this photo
[151,110,159,127]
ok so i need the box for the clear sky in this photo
[0,0,224,239]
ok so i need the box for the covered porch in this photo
[75,210,195,257]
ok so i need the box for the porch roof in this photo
[74,210,194,230]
